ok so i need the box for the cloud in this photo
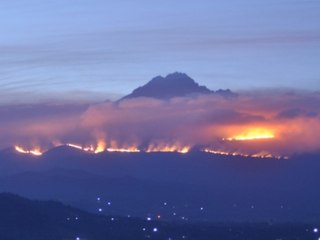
[0,90,319,156]
[277,108,318,119]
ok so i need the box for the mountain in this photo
[1,147,320,222]
[0,192,155,240]
[0,192,315,240]
[120,72,235,100]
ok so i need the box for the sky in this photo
[1,0,320,155]
[0,0,320,103]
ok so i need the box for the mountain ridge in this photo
[120,72,235,100]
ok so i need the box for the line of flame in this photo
[203,148,288,159]
[146,144,190,154]
[15,146,43,156]
[14,144,288,159]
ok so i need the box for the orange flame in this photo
[66,143,84,150]
[203,148,288,159]
[15,146,43,156]
[66,140,141,154]
[225,127,275,141]
[106,148,140,153]
[94,140,106,153]
[146,144,190,154]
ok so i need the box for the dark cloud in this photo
[277,108,318,119]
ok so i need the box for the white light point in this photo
[153,227,158,232]
[314,228,319,233]
[147,217,152,221]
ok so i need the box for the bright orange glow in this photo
[179,146,190,154]
[146,144,190,154]
[106,148,140,153]
[66,143,83,150]
[67,143,102,153]
[102,140,140,153]
[94,140,106,153]
[15,146,43,156]
[29,149,43,156]
[15,146,29,154]
[83,146,95,152]
[203,148,248,157]
[225,128,275,141]
[66,141,141,153]
[203,148,288,159]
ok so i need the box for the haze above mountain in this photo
[120,72,235,100]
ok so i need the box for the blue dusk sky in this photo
[0,0,320,103]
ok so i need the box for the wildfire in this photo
[65,142,189,154]
[13,139,289,159]
[225,128,275,141]
[14,146,43,156]
[67,143,100,153]
[65,142,141,153]
[66,143,83,150]
[106,148,140,153]
[146,144,190,154]
[203,148,288,160]
[94,140,106,153]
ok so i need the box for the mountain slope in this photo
[120,72,234,100]
[0,193,315,240]
[1,149,320,222]
[0,192,157,240]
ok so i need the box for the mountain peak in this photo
[120,72,233,101]
[146,72,201,88]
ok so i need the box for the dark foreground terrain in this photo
[1,149,320,222]
[0,193,318,240]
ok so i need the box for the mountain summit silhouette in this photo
[120,72,234,100]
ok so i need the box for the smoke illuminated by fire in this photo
[224,127,275,141]
[3,91,320,157]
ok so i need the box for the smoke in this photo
[1,90,320,155]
